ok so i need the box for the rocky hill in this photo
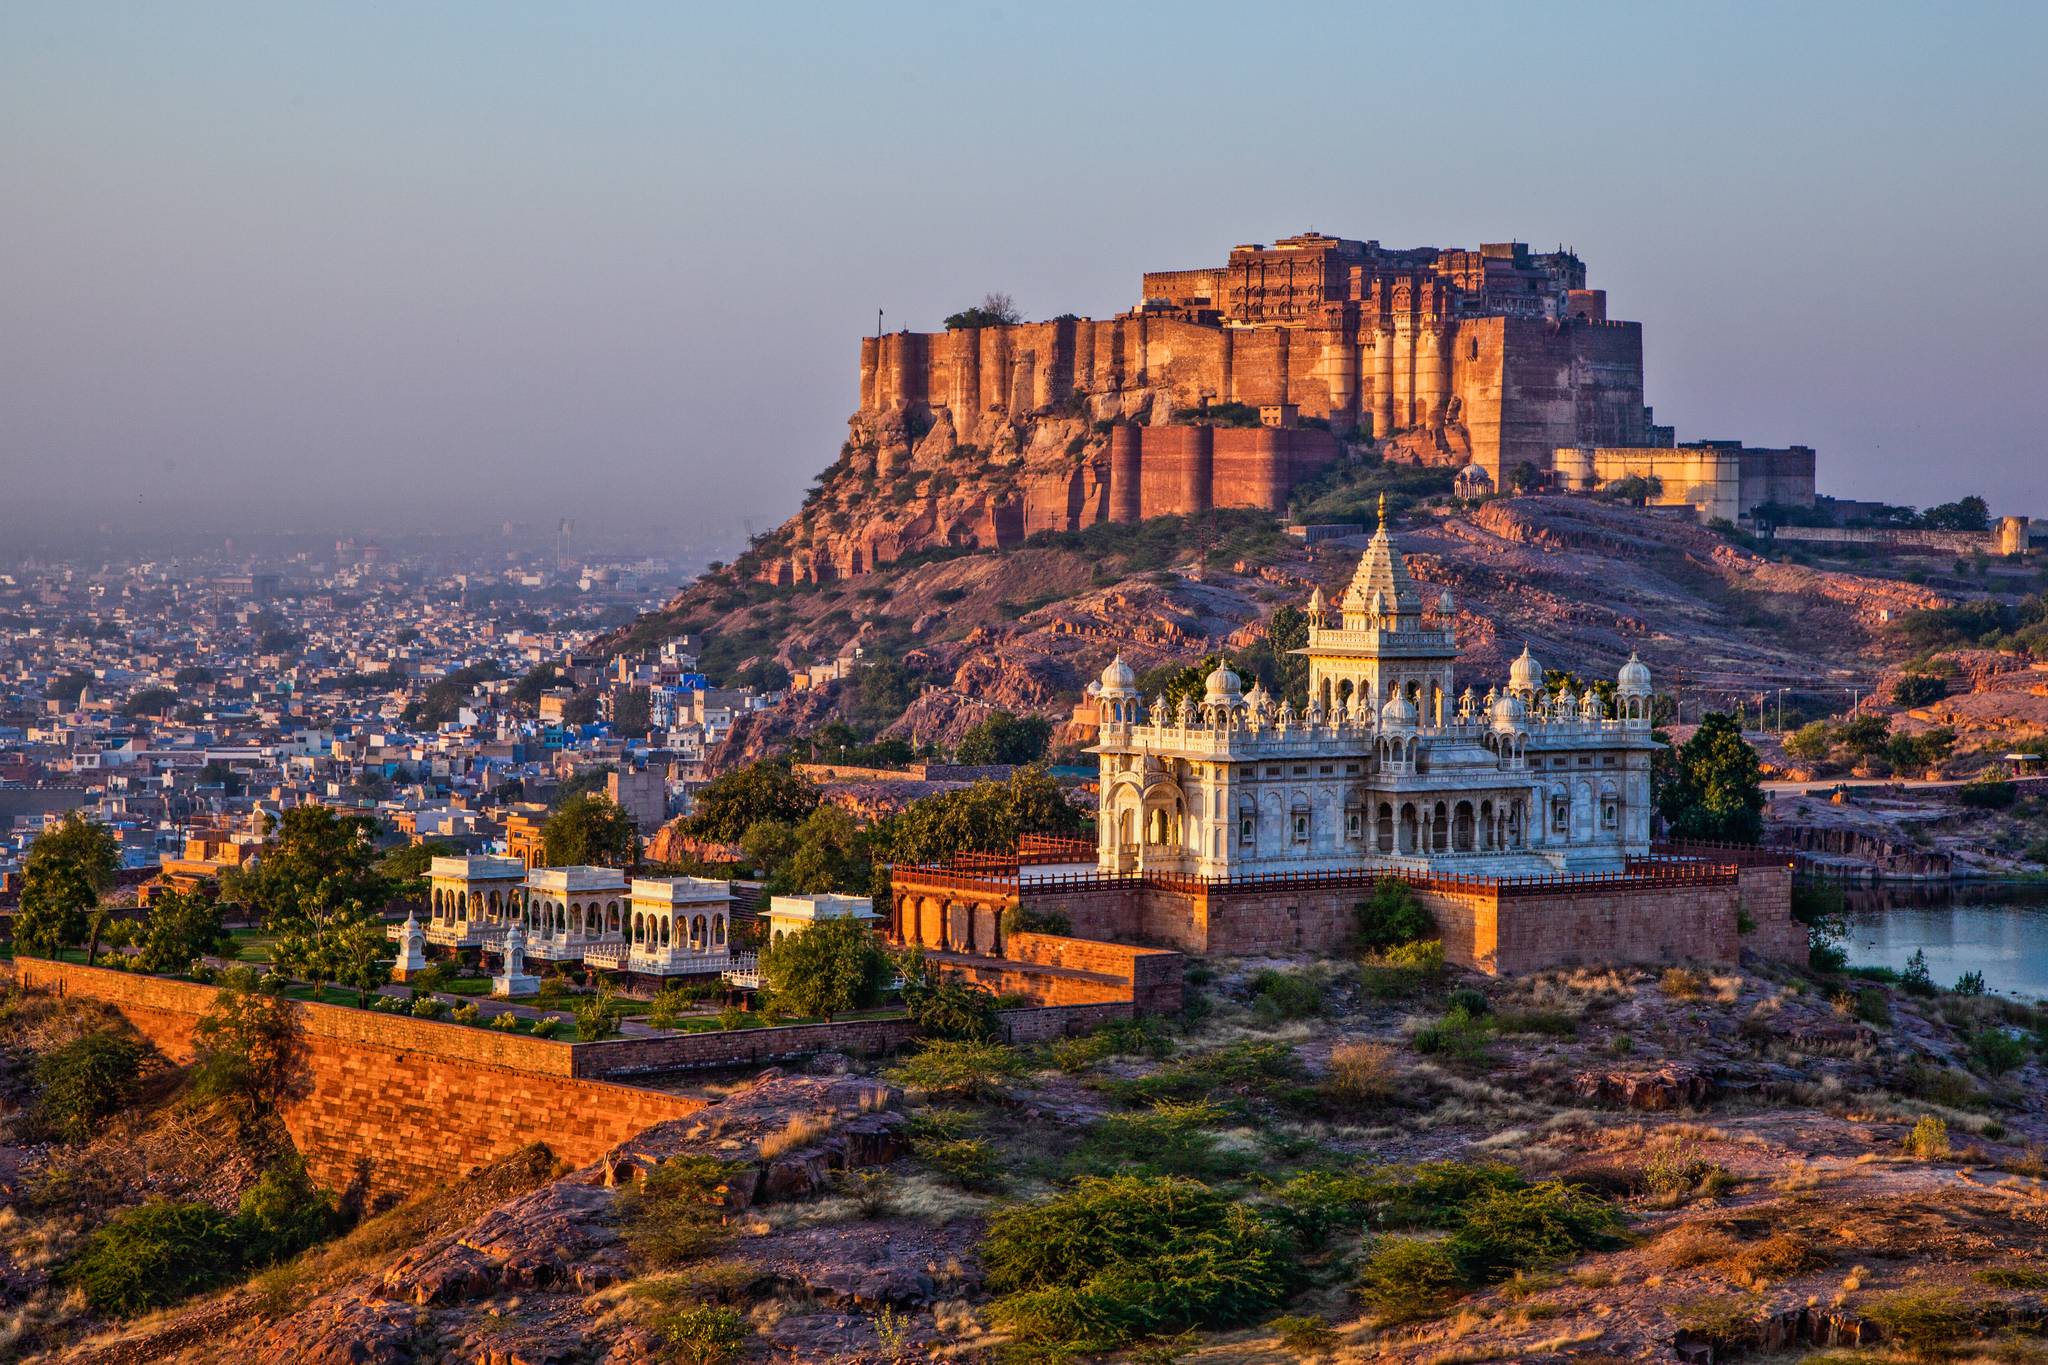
[620,490,1947,767]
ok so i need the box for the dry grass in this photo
[1650,1222,1742,1271]
[758,1113,833,1160]
[1329,1041,1398,1102]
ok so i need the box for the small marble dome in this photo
[1508,644,1544,694]
[1437,589,1455,615]
[1380,690,1419,730]
[1307,584,1327,616]
[1489,689,1527,728]
[1203,662,1244,706]
[1454,462,1494,498]
[1617,650,1652,694]
[1098,653,1137,694]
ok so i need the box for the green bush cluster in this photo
[1411,1004,1493,1064]
[983,1175,1294,1356]
[31,1029,148,1143]
[1348,1174,1622,1322]
[1065,1101,1253,1182]
[1248,966,1327,1023]
[1354,881,1436,952]
[1109,1040,1303,1109]
[60,1158,339,1315]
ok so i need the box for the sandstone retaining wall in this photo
[13,959,702,1200]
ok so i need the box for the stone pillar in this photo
[1109,424,1143,524]
[1373,323,1396,439]
[1181,424,1214,515]
[1417,326,1446,430]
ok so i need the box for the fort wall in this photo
[859,313,1643,484]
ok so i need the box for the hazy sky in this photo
[4,1,2044,548]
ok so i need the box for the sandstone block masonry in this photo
[12,960,705,1201]
[861,234,1648,488]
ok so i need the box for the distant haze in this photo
[4,0,2045,550]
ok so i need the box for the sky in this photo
[3,0,2045,551]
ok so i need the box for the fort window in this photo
[1602,799,1619,830]
[1292,810,1309,843]
[1553,800,1570,831]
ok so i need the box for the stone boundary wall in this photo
[999,1001,1134,1043]
[1004,933,1184,1013]
[570,1017,918,1079]
[1773,520,2030,557]
[12,959,701,1199]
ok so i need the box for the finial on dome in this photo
[1377,491,1388,529]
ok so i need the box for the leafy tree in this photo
[685,760,819,843]
[510,661,564,707]
[1656,712,1765,844]
[32,1030,148,1143]
[1600,473,1663,505]
[1892,673,1947,707]
[173,664,214,687]
[198,759,245,796]
[1241,605,1310,705]
[376,839,457,898]
[329,912,393,1006]
[943,292,1022,329]
[758,914,892,1022]
[1134,654,1233,716]
[133,888,230,974]
[48,669,94,706]
[227,805,387,927]
[1784,721,1835,763]
[542,791,640,867]
[1508,462,1541,493]
[401,661,501,728]
[899,948,1001,1041]
[873,768,1085,868]
[234,1156,340,1266]
[608,685,653,739]
[956,711,1052,765]
[190,966,303,1111]
[781,805,873,894]
[1922,495,1989,532]
[842,659,924,735]
[123,687,180,717]
[15,812,121,958]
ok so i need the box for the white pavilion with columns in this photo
[1090,501,1660,880]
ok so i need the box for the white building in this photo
[766,893,878,946]
[583,876,733,978]
[521,865,627,963]
[1092,500,1659,881]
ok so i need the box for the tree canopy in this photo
[541,792,640,867]
[956,711,1052,765]
[943,292,1021,330]
[225,805,386,926]
[758,914,892,1021]
[873,768,1085,867]
[1656,712,1765,844]
[132,889,231,974]
[684,760,819,844]
[15,813,121,957]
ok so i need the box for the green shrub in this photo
[1355,881,1436,952]
[31,1029,147,1143]
[1412,1005,1492,1064]
[1444,1181,1623,1280]
[655,1302,749,1364]
[1111,1040,1301,1107]
[1958,775,2018,809]
[450,1001,481,1025]
[914,1135,1003,1190]
[1067,1102,1252,1182]
[60,1199,242,1315]
[1903,1115,1951,1160]
[887,1039,1025,1100]
[1270,1312,1338,1355]
[1445,987,1490,1016]
[410,995,446,1019]
[903,974,1001,1042]
[1859,1287,1970,1346]
[1356,1235,1467,1322]
[1969,1027,2030,1076]
[529,1016,562,1040]
[1954,970,1988,996]
[1249,966,1326,1022]
[234,1157,339,1266]
[491,1011,520,1031]
[983,1175,1293,1355]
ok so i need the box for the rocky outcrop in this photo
[1571,1061,1718,1110]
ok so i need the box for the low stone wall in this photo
[13,959,701,1200]
[570,1017,918,1079]
[999,1001,1134,1043]
[1004,933,1184,1013]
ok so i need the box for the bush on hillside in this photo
[1354,880,1435,952]
[983,1174,1293,1355]
[31,1029,148,1143]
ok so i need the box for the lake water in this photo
[1839,882,2048,1002]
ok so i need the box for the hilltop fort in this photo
[768,231,1815,585]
